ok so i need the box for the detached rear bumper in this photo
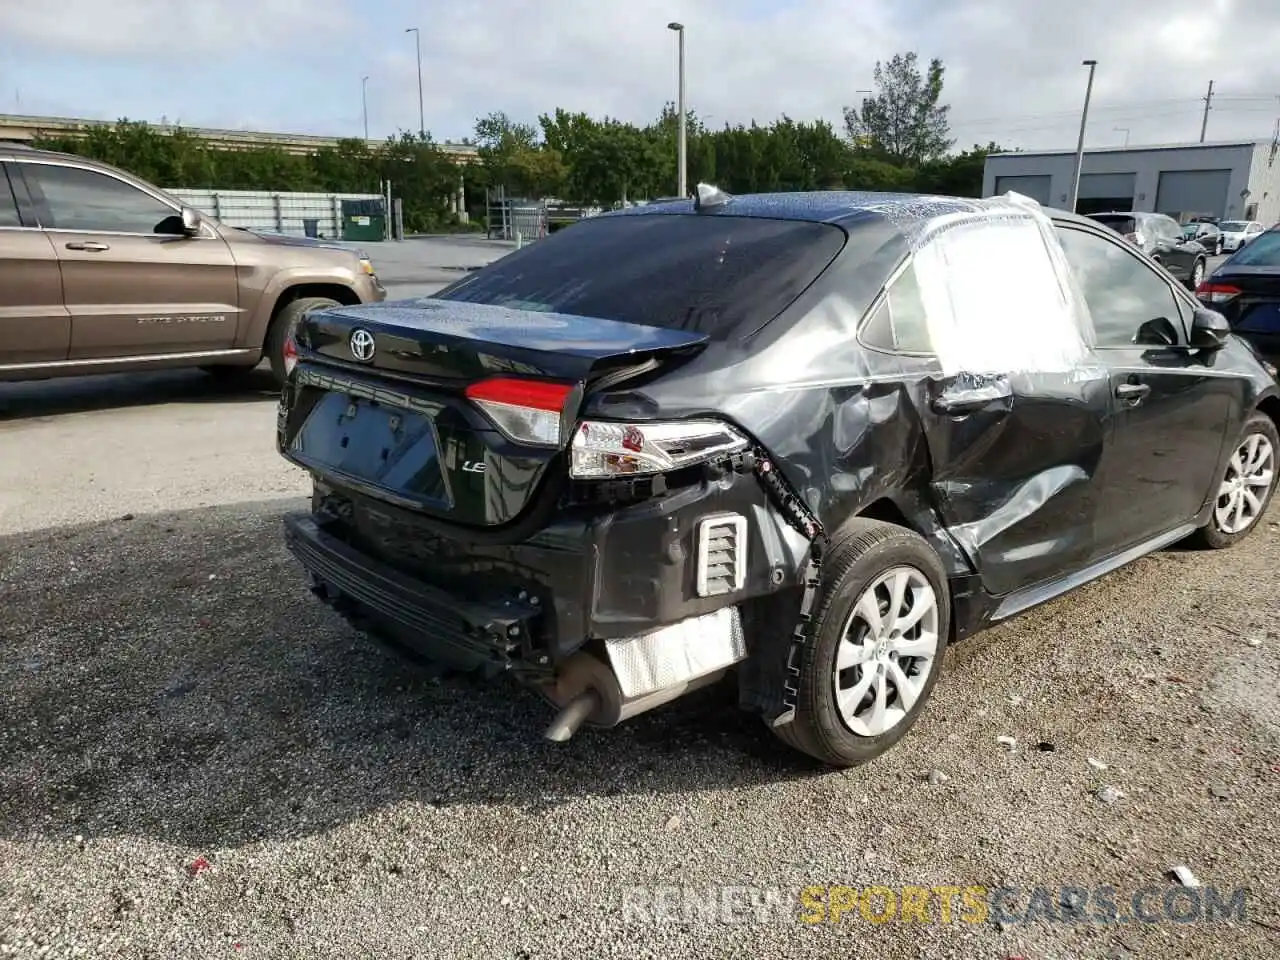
[284,485,803,733]
[285,467,813,663]
[284,512,540,673]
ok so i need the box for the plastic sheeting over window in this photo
[896,193,1101,377]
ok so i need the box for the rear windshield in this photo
[1088,214,1135,234]
[1227,230,1280,265]
[1220,221,1248,232]
[433,213,847,338]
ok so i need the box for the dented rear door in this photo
[900,207,1112,598]
[921,369,1110,596]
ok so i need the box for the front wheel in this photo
[1216,239,1223,256]
[1189,412,1279,549]
[772,519,950,767]
[265,296,342,386]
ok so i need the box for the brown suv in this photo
[0,145,385,385]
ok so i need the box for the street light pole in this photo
[361,75,370,142]
[1069,59,1098,214]
[667,21,686,197]
[405,27,424,139]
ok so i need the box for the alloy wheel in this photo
[1192,260,1204,288]
[1215,433,1276,534]
[832,566,941,737]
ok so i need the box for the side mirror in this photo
[180,206,203,237]
[1135,317,1180,347]
[1189,307,1230,350]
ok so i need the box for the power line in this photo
[946,93,1280,130]
[951,103,1278,134]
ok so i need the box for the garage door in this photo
[994,175,1052,205]
[1075,172,1137,215]
[1154,169,1232,219]
[1077,172,1136,200]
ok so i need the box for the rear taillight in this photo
[1196,281,1241,304]
[570,419,749,479]
[283,334,298,376]
[465,377,575,447]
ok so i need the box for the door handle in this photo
[1115,382,1151,402]
[931,395,992,415]
[65,241,110,252]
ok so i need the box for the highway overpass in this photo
[0,113,479,162]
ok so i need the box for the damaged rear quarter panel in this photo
[585,197,1115,602]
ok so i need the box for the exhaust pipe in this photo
[540,651,728,742]
[543,690,600,742]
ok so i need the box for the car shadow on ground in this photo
[0,367,279,421]
[0,499,827,850]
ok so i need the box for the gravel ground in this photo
[2,246,1278,958]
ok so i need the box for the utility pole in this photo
[1200,80,1214,143]
[1070,59,1098,214]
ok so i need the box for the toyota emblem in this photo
[349,328,376,362]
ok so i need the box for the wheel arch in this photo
[265,283,361,347]
[1255,393,1280,433]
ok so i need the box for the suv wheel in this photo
[1190,259,1205,289]
[773,519,950,767]
[266,296,342,386]
[1216,238,1223,256]
[1190,412,1279,549]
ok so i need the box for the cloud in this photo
[1,0,1277,151]
[0,0,352,56]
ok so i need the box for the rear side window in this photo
[0,166,20,227]
[1089,215,1136,236]
[433,214,847,339]
[861,265,933,354]
[1229,230,1280,265]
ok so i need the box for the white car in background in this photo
[1220,220,1265,252]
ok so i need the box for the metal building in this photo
[982,139,1280,224]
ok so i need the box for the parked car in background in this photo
[1182,220,1224,255]
[0,144,385,386]
[1219,220,1265,252]
[1197,226,1280,365]
[276,187,1280,768]
[1086,211,1210,288]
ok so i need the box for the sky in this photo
[1,0,1277,154]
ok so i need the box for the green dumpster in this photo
[340,199,386,241]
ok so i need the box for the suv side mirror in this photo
[1190,307,1230,350]
[180,206,203,237]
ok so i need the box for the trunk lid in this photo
[280,299,709,529]
[297,298,710,384]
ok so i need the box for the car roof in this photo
[600,188,1107,235]
[0,142,94,164]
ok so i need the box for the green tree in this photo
[474,111,563,197]
[915,142,1004,197]
[843,52,954,166]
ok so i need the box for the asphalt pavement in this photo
[1,240,1277,958]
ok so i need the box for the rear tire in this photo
[772,519,950,767]
[265,296,341,386]
[1188,411,1279,549]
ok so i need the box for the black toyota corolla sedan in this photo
[275,186,1280,768]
